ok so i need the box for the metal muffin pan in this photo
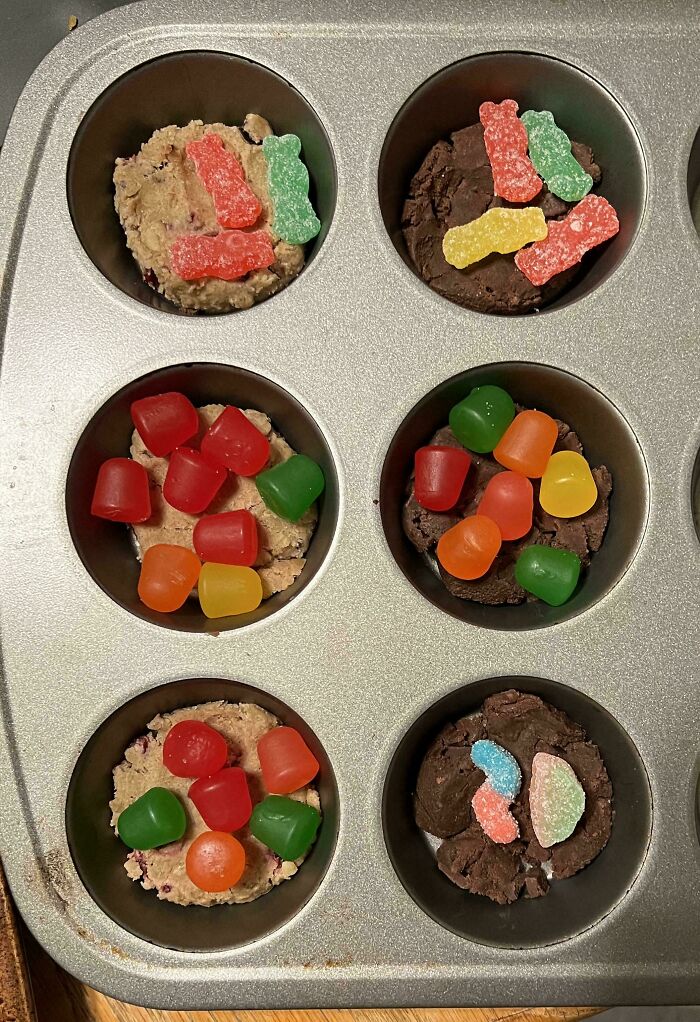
[1,0,699,1009]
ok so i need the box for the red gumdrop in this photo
[91,458,151,523]
[477,471,533,541]
[163,720,228,778]
[515,194,619,286]
[193,509,259,567]
[170,230,275,282]
[479,99,542,203]
[200,406,270,476]
[163,447,227,515]
[257,727,320,794]
[414,445,472,512]
[186,133,262,229]
[130,392,199,457]
[188,766,252,832]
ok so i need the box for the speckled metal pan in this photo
[1,0,700,1010]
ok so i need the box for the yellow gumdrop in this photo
[539,451,598,518]
[442,207,548,269]
[199,563,263,618]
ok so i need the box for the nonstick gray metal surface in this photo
[1,0,700,1009]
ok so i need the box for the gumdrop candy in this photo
[193,509,259,567]
[414,445,471,511]
[255,454,325,522]
[198,563,263,618]
[514,545,581,606]
[163,447,227,515]
[131,392,199,458]
[137,543,201,613]
[257,726,320,794]
[539,451,598,518]
[117,787,186,850]
[262,134,321,245]
[479,99,542,203]
[436,515,501,580]
[520,109,593,202]
[163,719,228,778]
[186,831,246,892]
[493,409,558,478]
[477,471,533,540]
[529,752,585,848]
[449,385,515,453]
[472,781,519,844]
[515,194,619,286]
[249,795,321,860]
[171,229,275,281]
[188,766,252,832]
[200,406,270,476]
[470,739,522,799]
[91,458,151,523]
[186,133,262,228]
[442,207,547,269]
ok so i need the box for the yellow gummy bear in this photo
[198,563,263,619]
[442,207,548,270]
[539,451,598,519]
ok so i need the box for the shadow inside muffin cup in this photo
[379,361,648,630]
[65,677,339,952]
[382,675,651,948]
[65,362,339,633]
[378,51,646,314]
[67,50,337,315]
[687,125,700,236]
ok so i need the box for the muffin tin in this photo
[1,0,700,1010]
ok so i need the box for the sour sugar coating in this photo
[530,751,586,848]
[262,134,321,245]
[520,109,593,203]
[170,229,275,281]
[479,99,542,203]
[471,781,519,844]
[186,133,262,229]
[442,207,547,269]
[515,194,619,286]
[470,739,522,799]
[539,450,598,518]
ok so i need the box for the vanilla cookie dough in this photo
[113,116,305,312]
[131,404,317,599]
[110,701,321,907]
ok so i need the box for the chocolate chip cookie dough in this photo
[414,690,613,904]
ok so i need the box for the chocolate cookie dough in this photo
[403,411,611,606]
[114,117,304,312]
[414,690,613,904]
[402,122,602,314]
[111,701,321,907]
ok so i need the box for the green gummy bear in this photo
[262,134,321,245]
[514,545,581,606]
[520,110,593,203]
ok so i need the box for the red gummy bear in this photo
[186,133,262,229]
[515,194,619,286]
[170,229,275,281]
[479,99,542,203]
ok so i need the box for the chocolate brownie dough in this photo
[402,122,602,314]
[414,690,613,904]
[403,412,612,605]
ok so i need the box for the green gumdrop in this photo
[514,545,581,606]
[256,454,324,522]
[117,787,186,850]
[520,110,593,203]
[250,795,321,860]
[262,134,321,245]
[448,385,515,453]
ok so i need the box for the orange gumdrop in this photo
[137,543,201,612]
[493,410,558,478]
[185,832,246,892]
[436,515,501,580]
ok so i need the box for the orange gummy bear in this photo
[493,410,558,478]
[436,515,501,580]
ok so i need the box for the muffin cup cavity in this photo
[382,675,651,949]
[65,363,339,633]
[65,677,339,952]
[687,126,700,236]
[380,361,648,630]
[67,50,337,314]
[378,51,645,314]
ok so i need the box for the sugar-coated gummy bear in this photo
[448,386,515,454]
[91,458,151,523]
[255,454,325,522]
[198,563,263,618]
[188,767,252,832]
[442,207,547,270]
[470,739,522,799]
[414,445,472,512]
[436,515,501,580]
[539,451,598,518]
[493,409,558,478]
[137,543,201,613]
[262,134,321,245]
[163,719,228,778]
[471,781,519,844]
[249,795,321,861]
[479,99,542,203]
[514,545,581,606]
[193,509,259,567]
[515,194,619,286]
[163,447,227,515]
[200,406,270,476]
[170,229,275,281]
[520,109,593,202]
[257,727,320,794]
[186,133,262,229]
[477,470,533,541]
[529,752,585,848]
[186,831,246,892]
[117,787,186,850]
[131,392,199,458]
